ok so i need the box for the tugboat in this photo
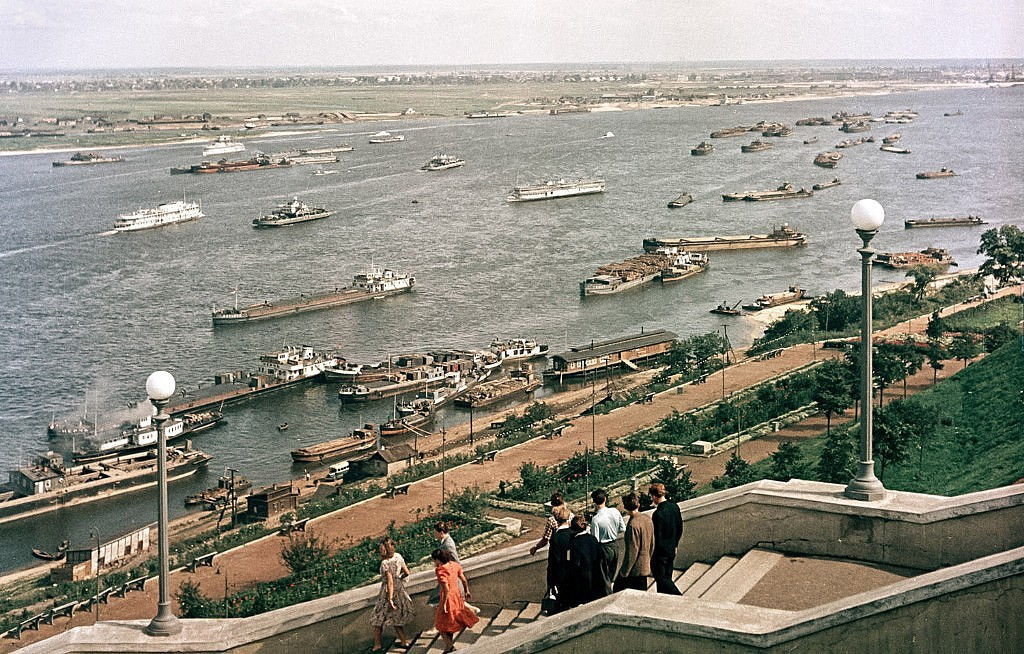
[184,469,252,508]
[252,198,333,228]
[667,193,693,208]
[916,168,957,179]
[690,141,714,156]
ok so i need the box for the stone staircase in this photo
[391,548,785,653]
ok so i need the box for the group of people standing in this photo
[370,521,478,653]
[532,483,683,613]
[367,483,683,650]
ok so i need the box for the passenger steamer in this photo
[251,197,333,228]
[113,199,204,232]
[506,178,605,202]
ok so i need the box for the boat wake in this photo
[0,232,114,260]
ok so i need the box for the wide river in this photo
[0,85,1020,572]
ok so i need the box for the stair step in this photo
[402,630,439,654]
[511,602,543,626]
[479,607,519,639]
[456,610,495,647]
[683,556,740,598]
[702,549,785,602]
[675,562,712,595]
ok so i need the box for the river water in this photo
[0,85,1020,573]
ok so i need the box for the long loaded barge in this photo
[212,266,414,324]
[0,446,211,526]
[904,216,986,229]
[643,224,807,253]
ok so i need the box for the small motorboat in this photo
[278,423,289,432]
[710,301,743,316]
[600,131,615,138]
[32,540,70,561]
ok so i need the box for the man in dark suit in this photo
[649,482,683,594]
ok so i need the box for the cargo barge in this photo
[742,286,805,311]
[454,366,541,408]
[904,216,986,229]
[643,224,807,253]
[0,446,211,526]
[290,428,376,463]
[874,248,956,269]
[212,266,413,324]
[170,154,293,174]
[52,152,125,167]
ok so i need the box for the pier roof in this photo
[555,329,677,363]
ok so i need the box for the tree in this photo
[813,359,854,437]
[896,344,925,398]
[873,344,908,406]
[654,458,696,502]
[983,323,1018,352]
[768,441,806,481]
[925,310,946,340]
[906,265,938,303]
[925,339,946,385]
[817,428,857,484]
[810,289,860,332]
[176,579,214,618]
[280,532,331,574]
[711,452,756,489]
[978,225,1024,287]
[874,399,938,480]
[948,333,982,370]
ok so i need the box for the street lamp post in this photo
[144,370,182,637]
[845,200,887,502]
[90,526,100,623]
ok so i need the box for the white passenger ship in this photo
[203,135,246,156]
[506,178,606,202]
[113,199,204,232]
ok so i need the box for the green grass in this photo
[944,295,1023,332]
[736,341,1024,495]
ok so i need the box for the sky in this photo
[1,0,1022,71]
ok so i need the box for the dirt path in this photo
[4,289,1005,651]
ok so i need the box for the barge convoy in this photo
[506,178,606,202]
[170,154,293,174]
[581,250,708,296]
[904,216,986,229]
[211,266,413,324]
[643,224,807,253]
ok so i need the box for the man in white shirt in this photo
[589,488,626,596]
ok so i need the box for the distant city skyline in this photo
[1,0,1022,71]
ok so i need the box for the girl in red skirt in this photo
[431,548,478,652]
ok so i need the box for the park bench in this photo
[187,551,217,572]
[384,484,411,499]
[115,576,148,597]
[10,614,45,639]
[280,517,310,534]
[639,392,656,404]
[484,449,498,461]
[542,424,568,439]
[43,601,78,624]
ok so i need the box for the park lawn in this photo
[735,341,1024,496]
[943,294,1023,332]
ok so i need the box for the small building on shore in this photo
[359,444,417,478]
[53,525,152,582]
[246,483,298,521]
[544,329,677,381]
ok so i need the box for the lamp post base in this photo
[844,475,887,502]
[144,607,182,637]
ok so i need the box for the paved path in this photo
[4,288,1008,651]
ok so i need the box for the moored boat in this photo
[379,400,433,437]
[709,126,749,138]
[667,193,693,208]
[72,411,224,464]
[184,469,252,507]
[453,366,541,408]
[113,199,204,232]
[840,121,871,133]
[916,168,957,179]
[658,251,710,283]
[290,429,375,463]
[880,145,911,154]
[742,286,805,311]
[252,197,333,228]
[812,177,841,190]
[710,301,743,316]
[882,132,902,144]
[212,265,414,324]
[506,178,605,202]
[32,541,69,560]
[490,338,549,362]
[904,216,986,229]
